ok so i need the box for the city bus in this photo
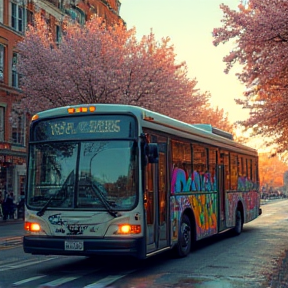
[23,104,262,259]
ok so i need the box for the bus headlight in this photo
[24,222,41,232]
[117,224,141,234]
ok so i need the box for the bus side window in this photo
[220,150,230,191]
[193,145,207,191]
[145,162,154,225]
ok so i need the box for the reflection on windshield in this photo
[27,141,137,211]
[27,143,76,209]
[77,141,136,209]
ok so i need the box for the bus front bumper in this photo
[23,236,146,259]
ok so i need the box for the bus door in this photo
[144,136,169,254]
[217,164,226,231]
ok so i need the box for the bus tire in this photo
[175,214,191,257]
[233,210,243,235]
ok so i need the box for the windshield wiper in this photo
[37,196,54,217]
[37,171,74,217]
[91,182,118,218]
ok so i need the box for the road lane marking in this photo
[0,257,57,271]
[12,275,46,286]
[11,268,101,287]
[37,276,78,287]
[84,270,137,288]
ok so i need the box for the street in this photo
[0,200,288,288]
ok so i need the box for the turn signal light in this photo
[118,224,141,234]
[24,222,41,232]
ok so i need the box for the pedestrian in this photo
[0,192,3,218]
[2,194,8,220]
[5,192,15,219]
[2,192,15,220]
[17,195,25,220]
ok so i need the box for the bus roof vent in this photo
[193,124,233,140]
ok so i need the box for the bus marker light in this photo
[31,114,39,121]
[118,224,141,234]
[67,108,75,114]
[68,107,95,114]
[24,222,41,232]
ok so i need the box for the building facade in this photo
[0,0,123,204]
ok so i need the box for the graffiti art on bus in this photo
[48,213,105,235]
[237,176,255,191]
[226,190,259,225]
[244,191,259,221]
[171,193,218,241]
[171,167,216,193]
[190,194,218,239]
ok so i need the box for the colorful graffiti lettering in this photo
[237,176,256,191]
[170,193,218,241]
[171,168,216,193]
[190,194,217,239]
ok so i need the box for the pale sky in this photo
[120,0,249,124]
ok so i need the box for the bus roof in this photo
[32,104,258,157]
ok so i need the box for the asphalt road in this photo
[0,200,288,288]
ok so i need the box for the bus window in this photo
[239,156,246,177]
[145,162,154,225]
[220,150,230,191]
[78,141,137,209]
[230,153,238,190]
[252,158,257,187]
[157,136,167,225]
[247,158,252,182]
[192,145,207,191]
[171,141,191,193]
[208,148,217,191]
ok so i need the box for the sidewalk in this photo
[0,217,24,226]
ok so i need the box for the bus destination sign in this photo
[32,115,136,141]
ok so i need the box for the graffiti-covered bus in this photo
[23,104,262,259]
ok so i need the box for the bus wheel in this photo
[176,214,191,257]
[233,210,243,235]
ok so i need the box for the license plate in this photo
[65,241,84,251]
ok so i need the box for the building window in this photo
[0,0,3,23]
[56,25,61,44]
[12,114,26,145]
[0,106,4,141]
[27,9,33,27]
[65,7,85,25]
[0,44,4,82]
[11,2,25,32]
[12,53,18,88]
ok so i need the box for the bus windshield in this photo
[27,140,137,211]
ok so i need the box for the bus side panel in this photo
[226,190,260,227]
[243,191,261,223]
[171,193,218,243]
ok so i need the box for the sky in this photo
[120,0,249,124]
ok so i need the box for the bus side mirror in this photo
[147,143,159,164]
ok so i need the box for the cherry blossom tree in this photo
[198,105,234,133]
[16,14,210,125]
[213,0,288,154]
